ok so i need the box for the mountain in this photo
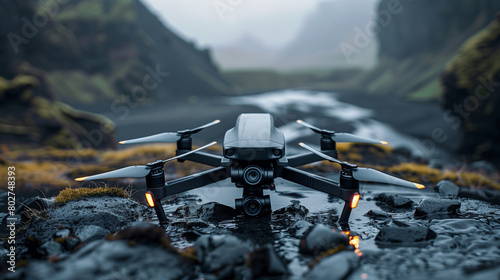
[276,0,377,70]
[441,14,500,164]
[212,0,377,71]
[0,0,232,148]
[1,0,232,111]
[353,0,500,100]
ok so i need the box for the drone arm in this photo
[162,166,229,197]
[286,150,338,167]
[176,150,223,167]
[279,167,357,229]
[279,167,347,199]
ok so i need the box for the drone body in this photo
[76,113,424,229]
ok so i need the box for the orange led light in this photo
[75,176,88,182]
[351,193,360,209]
[415,183,425,189]
[145,192,155,207]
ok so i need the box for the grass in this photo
[4,142,499,193]
[55,187,128,203]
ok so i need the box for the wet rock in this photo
[306,251,359,280]
[375,221,436,246]
[459,188,500,205]
[436,180,459,198]
[180,230,203,242]
[19,196,149,243]
[194,234,253,278]
[429,219,491,235]
[272,201,309,230]
[8,239,192,280]
[173,202,238,222]
[74,225,110,243]
[170,219,210,229]
[364,209,391,220]
[273,201,309,219]
[299,224,349,255]
[414,197,461,219]
[54,228,71,239]
[287,220,313,238]
[110,222,171,247]
[247,244,287,278]
[39,240,64,257]
[375,193,413,208]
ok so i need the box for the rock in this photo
[414,197,461,219]
[63,238,80,251]
[173,202,238,222]
[375,193,413,208]
[306,251,359,280]
[194,234,253,277]
[375,220,436,246]
[39,241,63,257]
[273,201,309,219]
[110,222,171,247]
[287,220,313,238]
[364,209,391,220]
[429,219,491,235]
[18,196,150,244]
[459,188,500,205]
[74,225,110,243]
[54,229,71,239]
[299,224,349,256]
[246,244,287,278]
[436,180,459,198]
[8,239,192,280]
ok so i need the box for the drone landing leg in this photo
[280,167,356,227]
[153,202,168,225]
[339,203,352,231]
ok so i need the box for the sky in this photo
[140,0,324,48]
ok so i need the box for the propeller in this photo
[75,141,217,181]
[299,142,425,189]
[296,120,387,145]
[119,120,220,145]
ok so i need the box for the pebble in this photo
[299,224,349,255]
[375,220,436,245]
[436,180,459,198]
[414,197,461,219]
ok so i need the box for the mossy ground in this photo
[55,187,128,203]
[2,143,499,194]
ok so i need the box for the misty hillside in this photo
[354,0,500,100]
[212,0,377,71]
[1,0,232,112]
[0,0,233,148]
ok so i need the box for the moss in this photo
[55,187,128,203]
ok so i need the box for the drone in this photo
[76,113,424,229]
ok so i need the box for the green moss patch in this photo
[55,187,128,203]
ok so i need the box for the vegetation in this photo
[441,15,500,163]
[55,187,128,203]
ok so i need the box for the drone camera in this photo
[231,165,274,186]
[235,195,271,216]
